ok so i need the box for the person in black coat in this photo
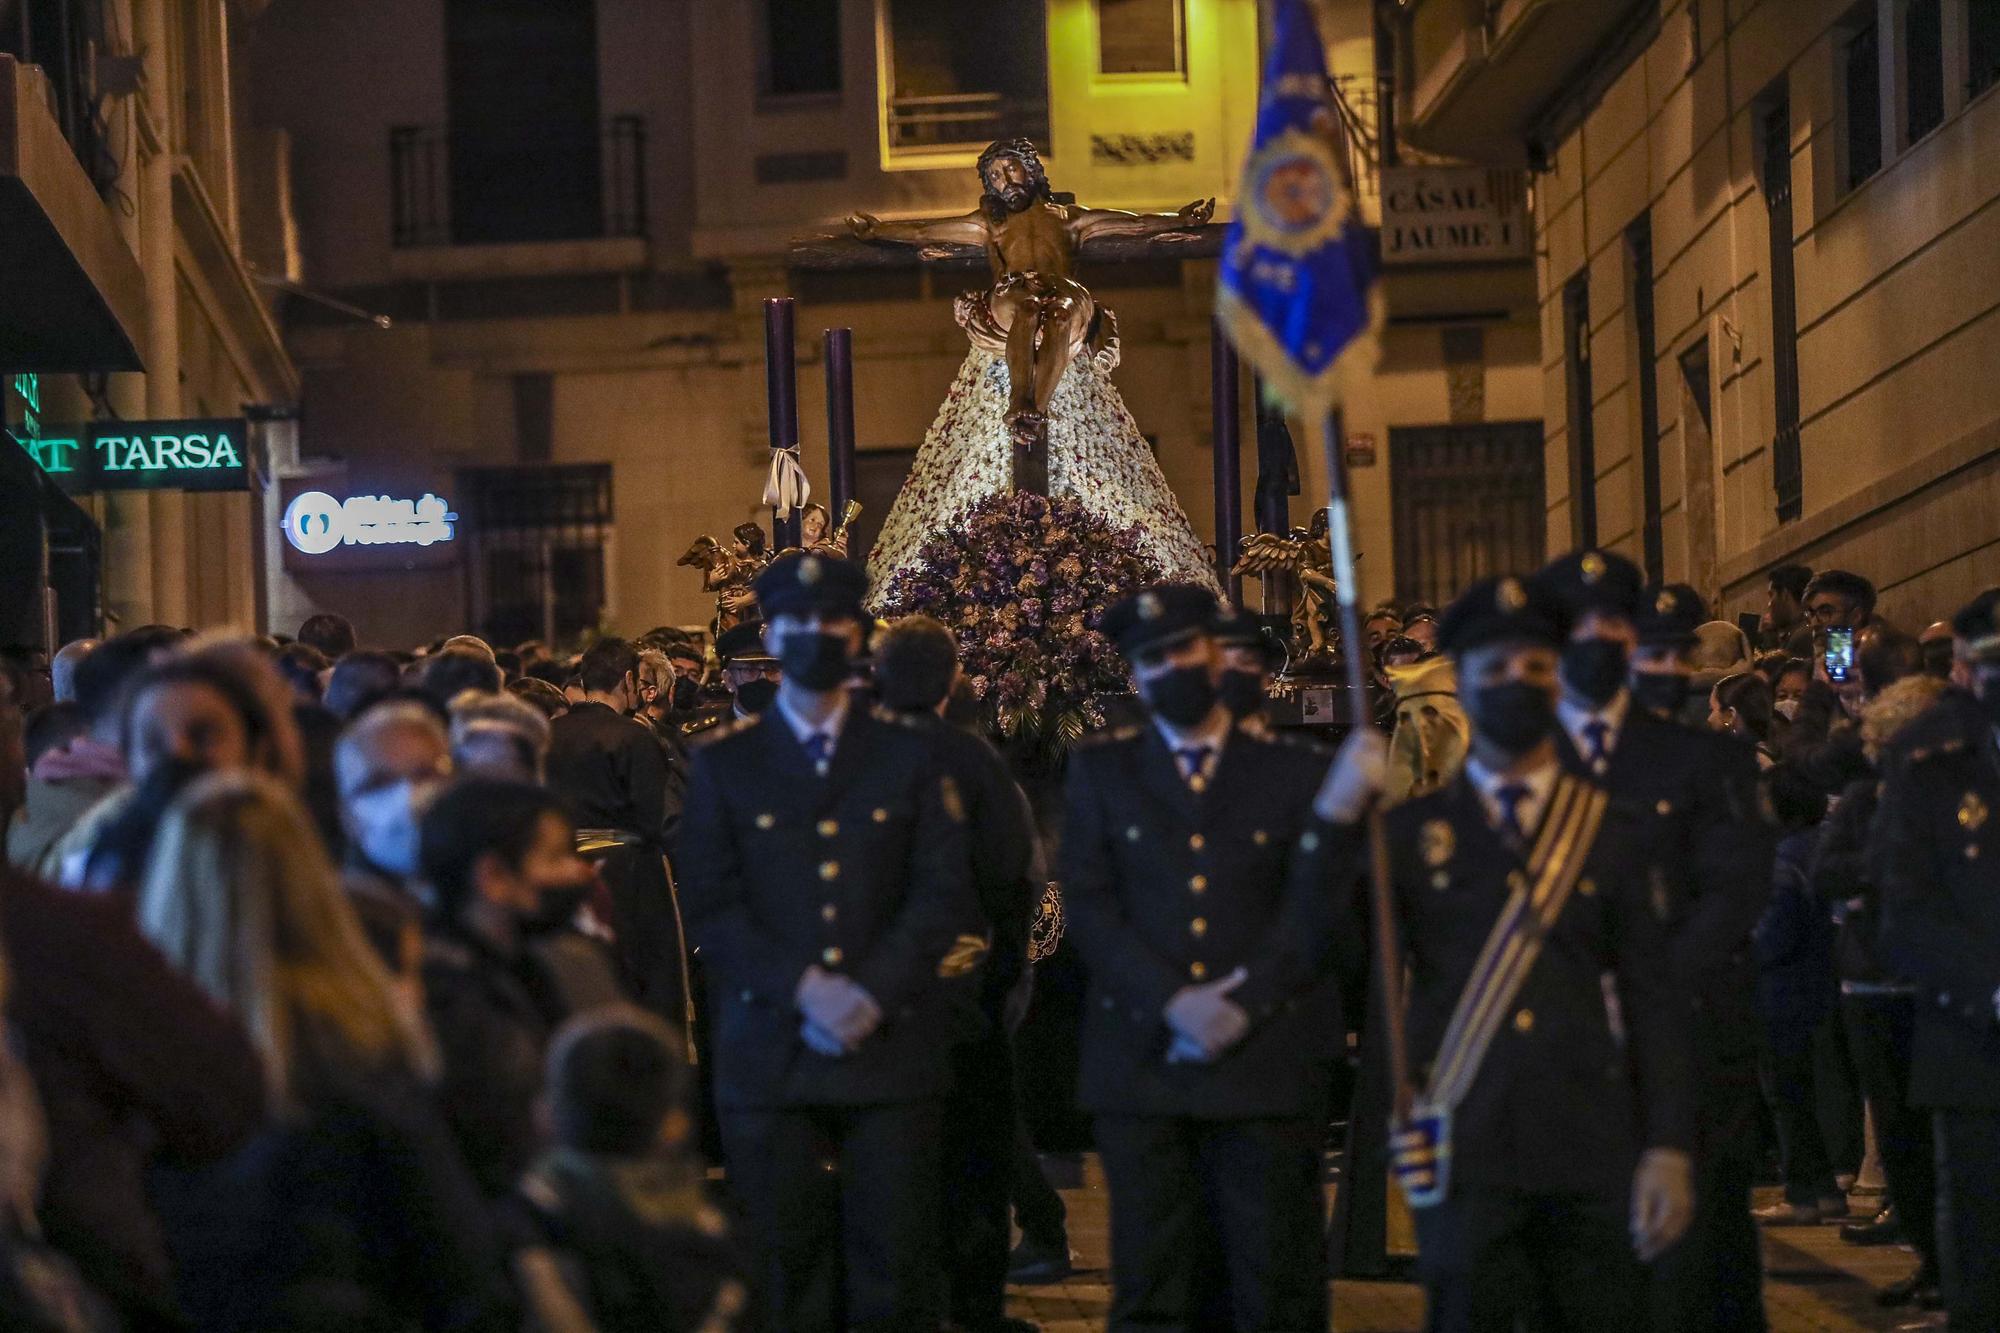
[1871,588,2000,1331]
[1530,552,1777,1333]
[678,553,982,1333]
[1314,574,1696,1332]
[873,614,1040,1333]
[546,637,690,1030]
[1063,583,1359,1332]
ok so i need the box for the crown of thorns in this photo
[976,138,1050,194]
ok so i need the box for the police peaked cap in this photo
[1950,587,2000,662]
[1532,548,1643,629]
[753,552,870,621]
[1209,604,1283,665]
[714,620,775,665]
[1103,583,1220,659]
[1633,582,1708,648]
[1437,575,1562,656]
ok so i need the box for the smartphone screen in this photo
[1824,627,1856,683]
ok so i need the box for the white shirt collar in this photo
[1557,689,1630,754]
[1153,708,1231,780]
[1463,753,1561,836]
[775,688,850,756]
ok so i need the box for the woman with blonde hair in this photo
[137,771,515,1331]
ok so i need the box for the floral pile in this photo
[876,490,1159,746]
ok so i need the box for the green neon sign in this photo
[25,418,252,493]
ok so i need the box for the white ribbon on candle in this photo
[761,447,811,520]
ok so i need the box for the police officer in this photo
[677,553,982,1333]
[1064,582,1356,1331]
[1873,587,2000,1330]
[1315,574,1696,1331]
[1210,604,1282,737]
[683,621,779,741]
[1530,552,1776,1333]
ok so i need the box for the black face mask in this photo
[1143,664,1220,728]
[735,679,778,715]
[1629,670,1690,716]
[778,631,852,691]
[671,676,700,711]
[1218,669,1265,720]
[1560,638,1629,707]
[1466,681,1555,755]
[519,880,593,938]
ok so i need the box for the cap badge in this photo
[1497,578,1527,611]
[1656,590,1676,615]
[1139,591,1164,621]
[1580,552,1606,583]
[800,556,823,586]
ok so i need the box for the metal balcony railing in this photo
[389,115,648,248]
[886,92,1049,154]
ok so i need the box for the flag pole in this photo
[1317,407,1410,1117]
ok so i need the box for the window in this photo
[1627,215,1664,580]
[1760,91,1804,522]
[1097,0,1184,77]
[1905,0,1944,142]
[1842,16,1882,190]
[762,0,841,97]
[881,0,1048,156]
[445,0,604,244]
[1969,0,2000,100]
[461,464,613,648]
[1389,423,1547,610]
[1561,271,1597,548]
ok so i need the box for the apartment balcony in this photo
[386,115,650,282]
[1395,0,1653,164]
[0,55,146,371]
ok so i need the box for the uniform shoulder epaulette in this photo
[870,706,923,730]
[680,711,728,737]
[690,715,756,748]
[1075,724,1142,750]
[1905,736,1968,764]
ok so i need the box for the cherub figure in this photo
[1230,509,1338,664]
[849,138,1211,455]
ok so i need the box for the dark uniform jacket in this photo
[677,707,980,1109]
[422,928,558,1199]
[1872,722,2000,1109]
[1555,705,1775,1078]
[1331,773,1694,1196]
[1061,726,1359,1121]
[548,702,680,846]
[901,712,1039,1020]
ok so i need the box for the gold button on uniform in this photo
[819,861,841,881]
[817,819,839,838]
[822,947,844,966]
[1190,917,1208,938]
[1127,826,1142,842]
[755,813,776,830]
[1513,1009,1534,1033]
[1188,961,1208,981]
[1189,834,1206,852]
[1189,776,1208,795]
[1189,875,1208,894]
[1253,830,1270,846]
[872,808,890,824]
[820,904,837,922]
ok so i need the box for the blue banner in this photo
[1216,0,1380,415]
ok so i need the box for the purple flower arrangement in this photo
[877,491,1161,743]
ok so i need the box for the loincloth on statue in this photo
[955,274,1121,374]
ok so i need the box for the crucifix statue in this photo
[848,138,1211,493]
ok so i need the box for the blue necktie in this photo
[803,733,833,773]
[1176,746,1213,785]
[1494,783,1530,847]
[1582,720,1611,774]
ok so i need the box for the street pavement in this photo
[1006,1156,1929,1332]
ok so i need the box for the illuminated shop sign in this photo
[22,419,252,492]
[282,490,459,554]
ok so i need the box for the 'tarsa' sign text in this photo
[25,419,252,492]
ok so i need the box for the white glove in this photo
[1631,1147,1694,1262]
[1163,967,1250,1061]
[1314,726,1390,824]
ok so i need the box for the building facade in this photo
[243,0,1542,649]
[1,0,300,647]
[1396,0,2000,626]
